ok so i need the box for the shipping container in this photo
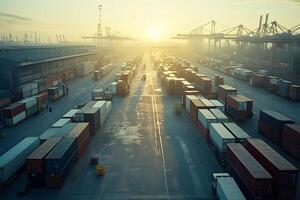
[67,123,90,159]
[210,99,225,112]
[250,73,267,87]
[289,85,300,101]
[258,110,295,144]
[210,123,235,163]
[45,137,77,189]
[199,98,216,108]
[197,109,217,141]
[3,103,26,126]
[19,97,38,117]
[52,118,71,128]
[189,98,205,123]
[217,85,237,105]
[93,101,107,126]
[184,95,198,113]
[0,137,40,184]
[39,123,77,142]
[226,95,253,113]
[62,109,80,120]
[48,87,60,101]
[266,76,278,92]
[32,79,45,93]
[34,92,48,112]
[277,79,292,97]
[226,143,273,199]
[210,109,229,123]
[216,177,246,200]
[226,95,253,120]
[26,137,62,187]
[223,122,251,144]
[282,124,300,160]
[245,138,298,200]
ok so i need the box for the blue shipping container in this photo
[259,110,295,130]
[45,137,77,174]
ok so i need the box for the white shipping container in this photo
[38,86,45,93]
[5,111,26,127]
[216,177,246,200]
[93,101,107,126]
[19,97,37,109]
[62,109,80,119]
[111,82,118,95]
[198,109,217,130]
[106,101,112,116]
[52,118,71,128]
[58,87,64,97]
[185,95,198,113]
[210,99,225,112]
[32,88,38,96]
[200,98,215,107]
[270,78,278,85]
[53,80,59,87]
[0,137,40,183]
[223,122,251,144]
[210,109,229,123]
[210,123,235,153]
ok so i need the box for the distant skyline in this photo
[0,0,299,42]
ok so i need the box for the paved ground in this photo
[0,54,223,199]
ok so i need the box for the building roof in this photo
[0,45,97,66]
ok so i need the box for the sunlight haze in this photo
[0,0,299,42]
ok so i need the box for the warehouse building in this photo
[0,45,109,99]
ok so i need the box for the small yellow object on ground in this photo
[96,164,105,176]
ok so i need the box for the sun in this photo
[147,27,161,41]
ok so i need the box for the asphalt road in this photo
[0,54,223,199]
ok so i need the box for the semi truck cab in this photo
[211,173,230,192]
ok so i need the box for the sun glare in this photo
[147,27,161,41]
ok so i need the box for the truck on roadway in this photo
[211,173,246,200]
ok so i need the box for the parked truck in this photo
[211,173,246,200]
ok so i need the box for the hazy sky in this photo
[0,0,299,42]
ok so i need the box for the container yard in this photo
[1,1,300,199]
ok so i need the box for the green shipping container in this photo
[26,105,38,117]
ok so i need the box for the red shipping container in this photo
[196,120,210,142]
[282,124,300,160]
[36,92,48,111]
[226,143,273,199]
[3,103,26,118]
[27,137,62,187]
[226,106,248,121]
[226,94,253,115]
[199,77,212,95]
[67,123,90,158]
[190,99,205,123]
[217,85,237,104]
[245,138,298,200]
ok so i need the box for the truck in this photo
[92,88,113,101]
[211,173,246,200]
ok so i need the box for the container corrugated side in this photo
[210,123,235,153]
[216,177,246,200]
[0,137,40,183]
